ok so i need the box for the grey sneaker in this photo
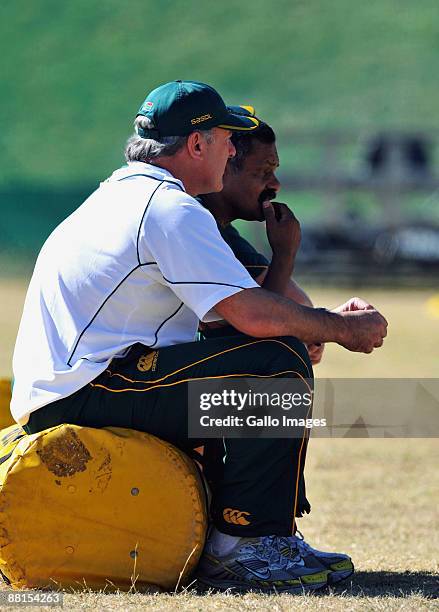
[276,531,354,584]
[195,535,329,594]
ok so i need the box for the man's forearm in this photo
[261,251,295,295]
[215,287,345,345]
[259,262,313,308]
[284,279,313,308]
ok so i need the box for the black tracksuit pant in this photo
[24,334,313,537]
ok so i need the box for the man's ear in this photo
[186,131,205,161]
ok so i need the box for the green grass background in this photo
[1,0,439,264]
[2,0,439,186]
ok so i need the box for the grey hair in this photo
[124,116,215,162]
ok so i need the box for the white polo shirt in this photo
[11,162,258,425]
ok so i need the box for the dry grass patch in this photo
[0,280,437,609]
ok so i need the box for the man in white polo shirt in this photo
[11,80,387,594]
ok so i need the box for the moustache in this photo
[258,189,277,204]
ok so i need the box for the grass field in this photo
[4,1,439,268]
[3,0,439,187]
[0,279,438,609]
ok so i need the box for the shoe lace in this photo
[292,529,313,555]
[241,536,293,570]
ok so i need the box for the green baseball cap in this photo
[136,80,259,138]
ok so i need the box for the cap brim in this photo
[218,108,259,131]
[227,105,256,117]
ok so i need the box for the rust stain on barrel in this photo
[37,429,91,477]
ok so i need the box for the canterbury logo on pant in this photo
[223,508,251,525]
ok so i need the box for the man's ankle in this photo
[207,527,242,556]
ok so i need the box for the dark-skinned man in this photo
[200,117,324,365]
[198,116,368,585]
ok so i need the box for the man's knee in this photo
[253,336,313,380]
[277,335,313,375]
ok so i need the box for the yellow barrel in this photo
[0,379,14,429]
[0,424,207,591]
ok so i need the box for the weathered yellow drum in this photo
[0,423,207,591]
[0,379,14,429]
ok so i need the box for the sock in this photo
[208,527,241,556]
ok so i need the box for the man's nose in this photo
[228,140,236,158]
[267,173,281,193]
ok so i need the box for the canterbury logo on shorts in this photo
[223,508,251,525]
[137,351,158,372]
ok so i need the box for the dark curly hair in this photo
[229,121,276,171]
